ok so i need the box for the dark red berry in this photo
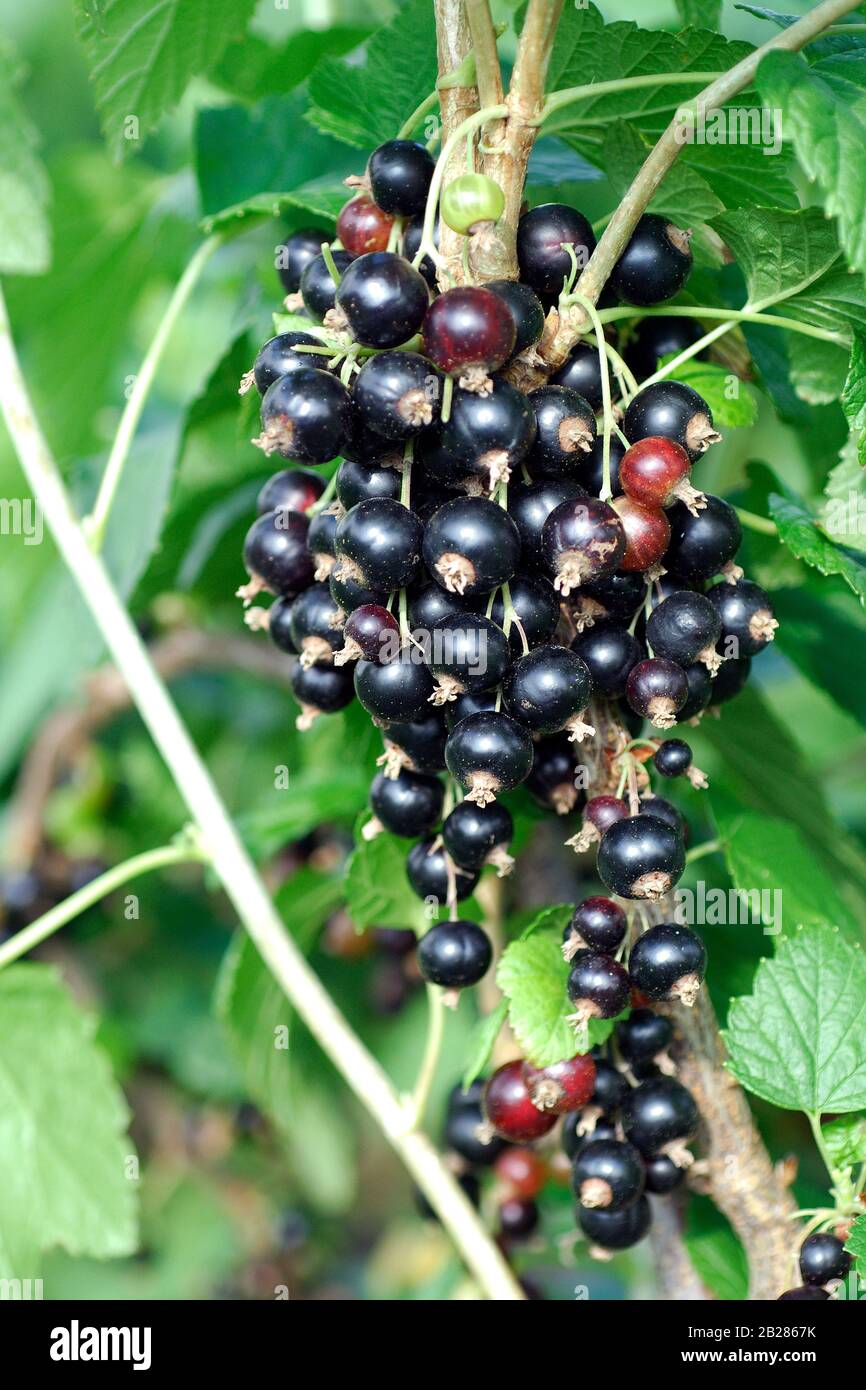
[423,287,516,378]
[336,251,429,349]
[337,195,394,255]
[339,603,400,664]
[626,658,689,728]
[508,478,586,568]
[498,1197,540,1241]
[484,1060,557,1142]
[524,1054,596,1115]
[620,436,703,511]
[597,814,685,900]
[586,795,629,834]
[567,950,631,1025]
[610,495,671,572]
[495,1146,547,1199]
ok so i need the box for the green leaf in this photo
[211,26,370,102]
[283,1078,357,1215]
[74,0,257,159]
[601,122,723,222]
[724,924,866,1112]
[496,924,616,1068]
[461,1001,509,1090]
[757,49,866,276]
[841,333,866,466]
[823,1113,866,1172]
[823,440,866,553]
[684,1196,749,1301]
[710,798,861,942]
[517,903,572,942]
[712,207,842,314]
[0,965,137,1278]
[676,0,722,25]
[238,765,370,862]
[307,0,438,149]
[772,584,866,728]
[660,359,758,428]
[845,1213,866,1281]
[344,829,425,930]
[769,491,866,605]
[0,39,50,274]
[200,183,347,240]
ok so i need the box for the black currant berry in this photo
[337,194,394,256]
[427,612,511,700]
[644,1153,685,1194]
[290,660,355,728]
[516,203,596,299]
[408,583,471,631]
[646,591,723,677]
[778,1286,830,1301]
[616,1008,673,1065]
[242,509,314,598]
[402,214,438,288]
[624,380,720,461]
[565,897,627,956]
[526,735,582,816]
[498,1198,540,1241]
[266,595,296,654]
[354,652,433,722]
[541,496,626,595]
[580,569,644,624]
[484,1060,557,1142]
[629,923,707,1007]
[406,838,479,903]
[336,456,401,509]
[486,574,559,653]
[336,252,429,349]
[597,814,685,900]
[626,658,689,729]
[300,248,354,320]
[567,950,630,1026]
[353,351,441,439]
[418,919,491,988]
[329,562,387,615]
[445,710,533,806]
[508,478,586,568]
[423,496,521,597]
[638,796,684,837]
[255,368,352,464]
[527,385,597,477]
[592,1059,630,1117]
[622,1078,698,1164]
[442,800,514,874]
[337,603,400,665]
[571,621,641,698]
[503,645,594,740]
[665,495,742,582]
[706,579,778,658]
[799,1232,851,1286]
[369,768,444,838]
[578,1194,651,1250]
[257,468,324,517]
[445,1091,507,1166]
[626,316,706,381]
[289,582,345,666]
[524,1055,597,1116]
[439,378,536,488]
[278,227,329,293]
[582,433,626,499]
[380,710,448,775]
[653,739,692,778]
[551,342,606,412]
[486,279,546,358]
[368,139,435,217]
[611,495,671,573]
[563,1115,618,1161]
[250,332,329,393]
[610,214,693,306]
[573,1139,645,1211]
[423,287,517,380]
[676,661,714,722]
[445,690,498,728]
[335,498,423,591]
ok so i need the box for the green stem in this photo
[540,72,723,124]
[597,303,847,347]
[398,88,441,139]
[307,472,339,516]
[408,984,447,1128]
[808,1111,841,1189]
[413,103,508,272]
[320,241,343,288]
[0,839,206,970]
[736,507,778,537]
[685,838,724,866]
[569,291,613,499]
[86,234,223,550]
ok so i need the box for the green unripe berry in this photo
[441,174,505,234]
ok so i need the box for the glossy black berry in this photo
[610,214,693,306]
[582,433,626,499]
[566,897,627,955]
[256,468,324,517]
[525,735,582,816]
[266,595,296,654]
[369,768,443,838]
[243,509,314,597]
[516,203,596,299]
[626,315,707,382]
[368,139,435,217]
[644,1153,685,1194]
[578,1194,651,1250]
[381,710,448,774]
[445,690,498,728]
[328,562,387,615]
[486,279,546,357]
[592,1058,630,1116]
[335,498,423,591]
[486,574,559,653]
[251,332,329,393]
[508,478,586,568]
[629,923,707,1006]
[626,658,689,729]
[624,380,720,461]
[653,739,693,778]
[581,569,644,624]
[503,645,593,738]
[289,582,345,665]
[706,579,778,658]
[406,838,479,903]
[300,248,354,320]
[307,510,338,580]
[597,814,685,900]
[408,583,471,631]
[427,612,511,698]
[799,1231,851,1286]
[676,660,714,722]
[527,385,597,478]
[710,654,751,705]
[622,1077,699,1158]
[541,496,627,596]
[290,660,354,725]
[445,710,533,806]
[551,342,606,412]
[665,495,742,582]
[567,950,630,1025]
[336,456,401,509]
[778,1285,830,1301]
[353,351,441,439]
[418,919,492,988]
[423,496,521,598]
[638,796,684,836]
[573,1138,645,1211]
[439,378,536,488]
[256,368,352,464]
[336,252,429,349]
[444,1095,506,1166]
[646,591,723,674]
[354,652,433,722]
[498,1198,540,1241]
[278,227,329,293]
[563,1114,618,1161]
[571,621,641,698]
[616,1009,673,1065]
[442,800,514,873]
